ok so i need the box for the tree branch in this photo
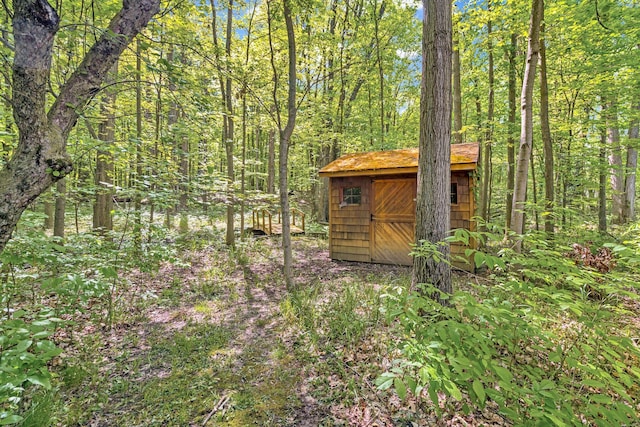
[48,0,160,140]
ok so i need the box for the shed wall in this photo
[329,176,372,262]
[328,172,476,270]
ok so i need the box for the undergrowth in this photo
[378,226,640,426]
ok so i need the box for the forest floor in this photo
[48,233,506,426]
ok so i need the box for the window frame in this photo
[341,186,362,206]
[450,182,458,205]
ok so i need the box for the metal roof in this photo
[318,142,479,177]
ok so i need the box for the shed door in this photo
[371,178,416,265]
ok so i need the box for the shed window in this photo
[342,186,361,205]
[451,183,458,204]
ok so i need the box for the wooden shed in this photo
[318,142,479,270]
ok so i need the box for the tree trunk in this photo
[267,128,276,194]
[53,178,66,239]
[599,133,607,233]
[605,101,624,224]
[452,25,462,145]
[224,1,235,246]
[479,13,494,226]
[44,197,54,230]
[505,33,517,231]
[413,0,452,300]
[93,62,118,233]
[623,106,639,222]
[134,38,144,251]
[510,0,543,246]
[0,0,159,254]
[268,0,297,289]
[539,9,554,235]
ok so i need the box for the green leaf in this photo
[0,415,24,425]
[444,380,462,401]
[13,340,32,353]
[394,377,407,400]
[590,394,612,404]
[27,374,51,390]
[493,365,513,383]
[472,379,486,404]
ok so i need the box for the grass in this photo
[29,234,397,426]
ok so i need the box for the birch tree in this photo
[510,0,543,243]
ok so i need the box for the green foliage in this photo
[0,309,62,425]
[378,230,640,425]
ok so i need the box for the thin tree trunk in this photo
[623,106,638,222]
[452,26,462,145]
[372,0,386,145]
[93,62,117,234]
[268,0,298,290]
[267,128,276,194]
[511,0,543,247]
[224,0,235,246]
[539,9,554,235]
[53,178,66,239]
[479,13,494,226]
[134,38,143,251]
[530,146,539,230]
[605,101,624,224]
[413,0,452,301]
[44,196,54,229]
[599,133,607,233]
[505,33,517,231]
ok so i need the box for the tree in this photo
[510,0,543,243]
[539,4,554,235]
[0,0,160,253]
[412,0,452,299]
[623,105,638,222]
[267,0,298,289]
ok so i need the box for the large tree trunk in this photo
[0,0,160,253]
[413,0,452,300]
[510,0,543,245]
[539,8,554,235]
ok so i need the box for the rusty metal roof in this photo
[318,142,479,177]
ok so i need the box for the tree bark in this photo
[267,128,276,194]
[224,0,235,246]
[412,0,452,300]
[510,0,543,246]
[539,8,554,235]
[479,13,494,226]
[280,0,297,290]
[93,62,118,233]
[599,133,607,233]
[505,33,517,231]
[0,0,159,253]
[452,26,462,145]
[53,178,66,238]
[605,101,623,224]
[623,106,639,222]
